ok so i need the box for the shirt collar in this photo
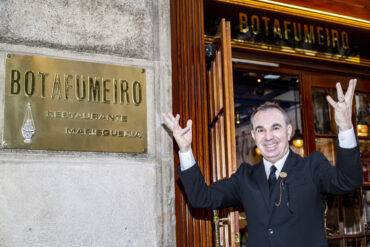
[263,150,290,179]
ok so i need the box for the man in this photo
[162,79,362,247]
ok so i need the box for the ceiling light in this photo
[292,129,304,148]
[357,124,368,137]
[232,58,279,67]
[264,74,280,79]
[291,87,303,148]
[236,112,241,125]
[254,146,261,155]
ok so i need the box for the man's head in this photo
[251,102,292,163]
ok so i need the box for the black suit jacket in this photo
[177,146,363,247]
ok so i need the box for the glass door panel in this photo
[363,190,370,233]
[328,239,341,247]
[315,138,336,165]
[343,191,363,235]
[345,238,364,247]
[355,93,369,138]
[312,88,333,134]
[326,195,341,236]
[360,140,370,183]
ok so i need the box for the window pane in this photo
[328,239,341,247]
[239,211,248,247]
[363,191,370,233]
[312,88,333,134]
[355,93,369,137]
[326,195,340,236]
[360,140,370,183]
[345,238,364,247]
[290,144,304,157]
[343,191,363,235]
[315,138,335,165]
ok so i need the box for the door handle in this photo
[213,210,247,247]
[217,212,246,224]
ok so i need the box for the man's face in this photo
[251,108,292,163]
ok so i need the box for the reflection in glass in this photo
[315,138,335,165]
[326,195,340,236]
[355,93,369,137]
[363,191,370,233]
[239,212,248,247]
[360,140,370,183]
[328,239,341,247]
[345,238,364,247]
[343,191,363,235]
[312,88,333,134]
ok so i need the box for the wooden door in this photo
[206,18,240,247]
[171,0,216,246]
[301,74,370,247]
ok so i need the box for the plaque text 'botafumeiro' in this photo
[10,70,143,106]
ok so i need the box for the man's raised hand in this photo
[162,113,192,153]
[326,79,357,131]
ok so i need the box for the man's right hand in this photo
[161,113,193,153]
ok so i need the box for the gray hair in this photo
[250,102,291,127]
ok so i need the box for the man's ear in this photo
[287,124,293,140]
[251,130,256,141]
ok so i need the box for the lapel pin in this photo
[279,172,287,178]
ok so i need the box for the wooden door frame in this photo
[171,0,213,246]
[170,1,370,246]
[207,19,240,247]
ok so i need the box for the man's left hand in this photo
[326,79,357,131]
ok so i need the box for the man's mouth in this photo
[264,143,278,151]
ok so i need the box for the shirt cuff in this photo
[338,126,357,149]
[179,148,196,171]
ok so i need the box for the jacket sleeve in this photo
[177,164,243,209]
[311,146,363,194]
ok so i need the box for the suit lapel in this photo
[281,149,299,176]
[254,161,271,213]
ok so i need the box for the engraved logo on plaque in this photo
[21,103,36,143]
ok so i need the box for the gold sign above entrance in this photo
[204,0,370,67]
[3,54,147,153]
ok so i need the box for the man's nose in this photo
[264,130,273,140]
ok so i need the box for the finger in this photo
[168,112,176,121]
[186,119,192,129]
[326,95,337,108]
[336,82,345,102]
[175,114,180,125]
[344,79,355,101]
[162,114,174,129]
[347,79,357,102]
[161,113,169,123]
[164,113,178,125]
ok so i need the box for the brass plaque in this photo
[3,54,147,153]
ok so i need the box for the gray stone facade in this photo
[0,0,174,246]
[0,0,154,59]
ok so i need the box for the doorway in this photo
[170,0,370,246]
[232,65,304,246]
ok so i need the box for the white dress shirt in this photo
[179,127,357,174]
[263,151,289,180]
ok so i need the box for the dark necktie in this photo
[268,166,277,196]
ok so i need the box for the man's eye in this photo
[273,126,280,130]
[256,129,264,133]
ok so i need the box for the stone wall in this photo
[0,0,174,246]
